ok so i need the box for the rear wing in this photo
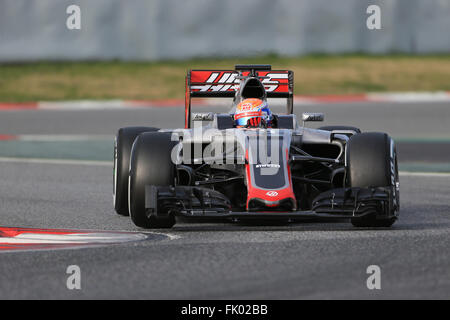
[185,65,294,128]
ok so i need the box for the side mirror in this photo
[192,112,214,122]
[302,112,324,122]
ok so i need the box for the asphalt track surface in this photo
[0,101,449,299]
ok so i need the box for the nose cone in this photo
[245,135,296,211]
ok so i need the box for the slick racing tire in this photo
[129,132,178,229]
[114,127,159,216]
[346,132,399,228]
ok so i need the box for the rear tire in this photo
[346,132,399,227]
[114,127,159,216]
[129,132,178,228]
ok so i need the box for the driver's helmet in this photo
[234,98,272,128]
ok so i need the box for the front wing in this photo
[144,185,397,220]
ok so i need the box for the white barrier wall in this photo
[0,0,449,61]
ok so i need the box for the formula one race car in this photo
[113,65,400,229]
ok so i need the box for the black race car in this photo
[113,64,400,228]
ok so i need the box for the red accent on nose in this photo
[245,148,297,210]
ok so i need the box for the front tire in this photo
[346,132,399,227]
[114,127,159,216]
[129,132,178,229]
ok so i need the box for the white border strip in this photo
[16,134,113,141]
[399,171,450,177]
[19,91,450,111]
[38,100,127,110]
[2,92,450,112]
[1,157,449,177]
[368,91,450,103]
[0,157,111,166]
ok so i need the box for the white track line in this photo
[0,157,448,177]
[16,134,113,141]
[38,100,127,110]
[0,157,111,166]
[399,171,450,177]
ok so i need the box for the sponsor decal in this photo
[256,164,281,169]
[190,71,289,93]
[239,102,254,111]
[234,111,262,120]
[266,191,279,197]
